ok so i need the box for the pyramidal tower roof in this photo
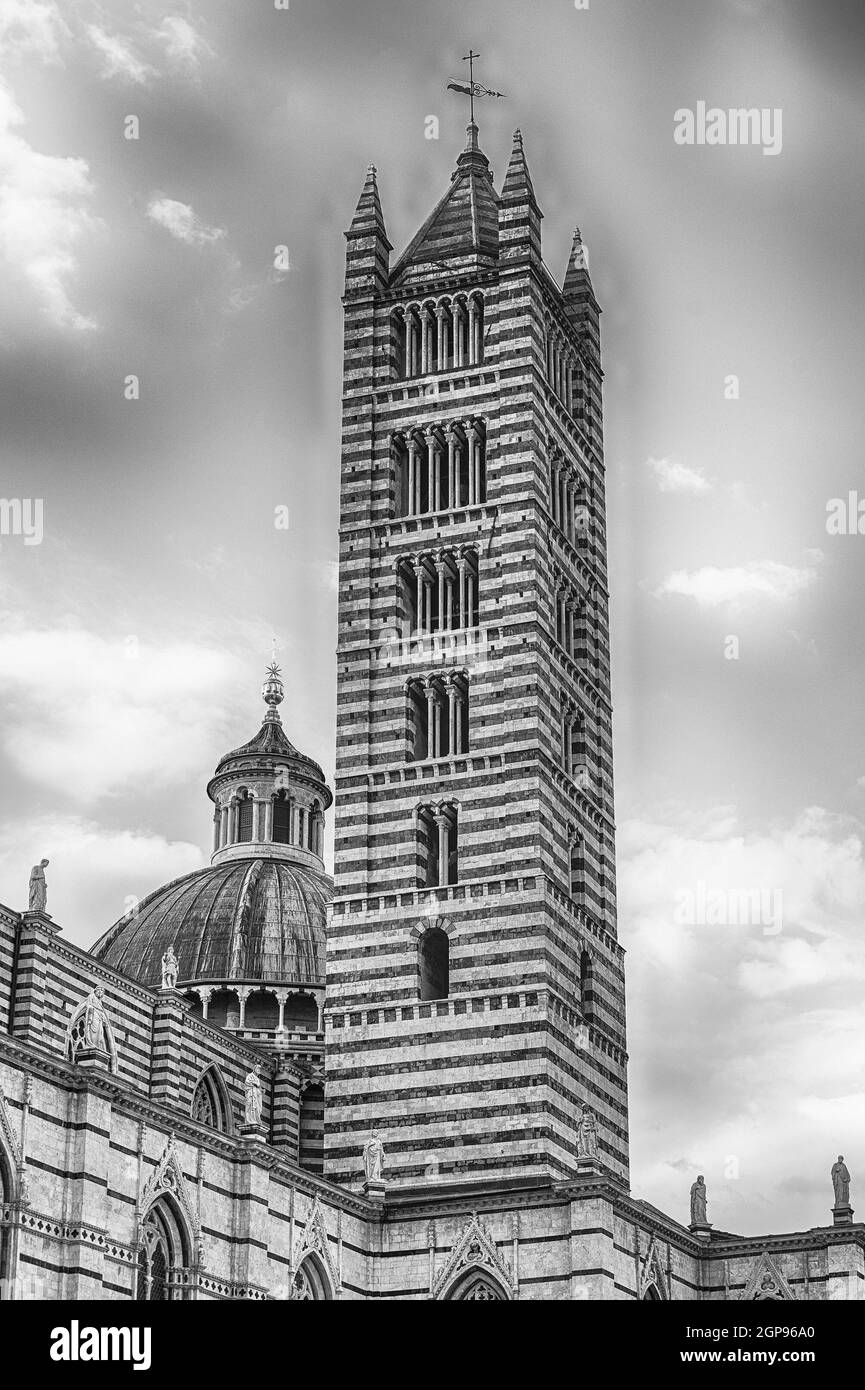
[348,163,391,247]
[390,122,500,288]
[563,225,592,293]
[500,126,537,206]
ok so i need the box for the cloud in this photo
[0,79,99,330]
[0,812,204,950]
[181,545,229,579]
[646,455,713,495]
[0,629,244,800]
[0,0,68,61]
[154,16,211,72]
[653,556,821,608]
[87,24,154,84]
[147,196,226,247]
[621,804,865,1232]
[739,935,865,999]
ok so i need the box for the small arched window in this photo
[236,790,253,843]
[273,790,291,844]
[417,803,458,888]
[419,927,449,1001]
[308,801,321,852]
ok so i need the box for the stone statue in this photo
[161,945,178,990]
[576,1106,599,1159]
[28,858,49,913]
[244,1065,263,1127]
[82,987,109,1052]
[363,1130,385,1182]
[690,1175,708,1225]
[832,1155,851,1208]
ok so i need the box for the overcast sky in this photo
[1,0,864,1238]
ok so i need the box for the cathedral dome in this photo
[90,663,333,1001]
[90,856,329,988]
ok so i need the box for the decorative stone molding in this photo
[0,1081,26,1202]
[431,1212,518,1300]
[139,1134,201,1249]
[298,1069,325,1095]
[639,1233,669,1300]
[740,1251,796,1301]
[290,1195,340,1296]
[64,988,118,1074]
[16,1206,136,1263]
[0,1083,23,1170]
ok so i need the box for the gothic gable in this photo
[291,1195,340,1296]
[741,1251,796,1301]
[432,1212,517,1300]
[639,1234,669,1300]
[140,1135,200,1243]
[0,1081,23,1178]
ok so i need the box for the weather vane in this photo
[447,50,505,125]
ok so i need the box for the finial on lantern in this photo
[261,660,284,721]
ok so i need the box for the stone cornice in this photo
[0,1036,377,1222]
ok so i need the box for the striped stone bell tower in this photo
[325,121,628,1193]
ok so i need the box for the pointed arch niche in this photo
[289,1253,334,1301]
[136,1197,191,1301]
[191,1064,234,1135]
[446,1268,510,1301]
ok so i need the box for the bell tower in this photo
[325,122,628,1192]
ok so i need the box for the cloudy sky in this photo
[1,0,864,1237]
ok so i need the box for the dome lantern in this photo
[205,665,332,869]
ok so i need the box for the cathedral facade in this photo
[0,123,861,1301]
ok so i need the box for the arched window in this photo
[391,308,407,380]
[308,801,321,852]
[580,950,595,1023]
[207,989,240,1029]
[284,992,319,1030]
[244,990,279,1031]
[417,803,458,888]
[643,1284,662,1301]
[136,1199,189,1301]
[273,790,292,844]
[299,1084,324,1174]
[289,1253,331,1300]
[447,1268,508,1300]
[191,1065,232,1134]
[467,293,484,365]
[419,927,449,1001]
